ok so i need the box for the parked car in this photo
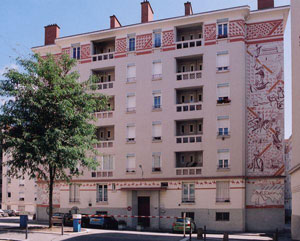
[63,213,90,228]
[6,210,17,216]
[89,216,118,230]
[2,210,9,217]
[172,217,196,233]
[0,209,5,217]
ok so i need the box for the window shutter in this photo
[127,95,136,108]
[217,117,230,129]
[217,54,229,68]
[127,65,136,78]
[19,192,25,198]
[218,151,230,161]
[216,181,230,201]
[127,156,136,169]
[153,62,162,75]
[152,123,162,137]
[127,126,136,138]
[153,153,161,168]
[217,86,230,98]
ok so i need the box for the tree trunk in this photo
[48,166,54,228]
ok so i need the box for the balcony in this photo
[92,38,115,62]
[176,151,203,176]
[176,56,203,81]
[176,24,203,50]
[182,196,195,203]
[92,171,113,178]
[176,119,203,144]
[92,67,115,90]
[94,96,115,119]
[217,129,230,139]
[95,126,114,148]
[176,87,203,112]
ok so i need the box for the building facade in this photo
[29,0,289,232]
[290,0,300,240]
[284,137,292,223]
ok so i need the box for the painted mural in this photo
[246,179,284,207]
[246,22,284,177]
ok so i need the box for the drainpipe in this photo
[158,190,160,230]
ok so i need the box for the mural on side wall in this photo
[246,40,284,177]
[246,179,284,207]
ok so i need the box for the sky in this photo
[0,0,291,137]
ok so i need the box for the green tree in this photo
[0,54,107,227]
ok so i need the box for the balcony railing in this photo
[216,198,230,203]
[182,196,195,203]
[217,165,230,170]
[152,136,162,142]
[126,138,136,143]
[95,141,114,148]
[152,74,162,80]
[176,70,202,81]
[92,52,114,62]
[126,168,136,173]
[152,167,161,172]
[176,167,202,176]
[176,39,203,49]
[217,97,231,104]
[95,82,114,90]
[176,135,202,144]
[94,111,113,119]
[92,171,113,178]
[176,103,202,112]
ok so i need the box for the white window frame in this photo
[126,154,136,172]
[152,121,162,141]
[217,116,230,136]
[218,149,230,169]
[128,34,136,52]
[217,18,229,39]
[152,60,162,80]
[182,183,195,203]
[153,91,162,109]
[216,181,230,203]
[217,51,229,72]
[126,93,136,112]
[97,184,108,202]
[126,124,136,142]
[127,64,136,83]
[69,183,80,203]
[152,152,161,172]
[217,83,230,103]
[153,29,162,48]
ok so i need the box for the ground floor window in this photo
[216,212,230,221]
[69,183,80,203]
[182,183,195,203]
[97,184,108,202]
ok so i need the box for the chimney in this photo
[110,15,121,29]
[258,0,274,10]
[141,0,154,23]
[184,1,193,16]
[44,24,60,45]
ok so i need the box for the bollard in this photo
[61,221,64,235]
[197,228,203,240]
[183,212,186,238]
[273,228,279,241]
[25,224,28,239]
[189,224,192,241]
[223,232,229,241]
[204,226,207,241]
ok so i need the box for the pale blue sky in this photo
[0,0,291,137]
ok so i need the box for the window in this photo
[154,31,161,48]
[126,154,136,172]
[97,184,108,202]
[190,64,194,72]
[181,65,186,73]
[217,51,229,71]
[217,116,230,136]
[69,183,80,203]
[189,124,194,133]
[128,36,136,51]
[153,91,162,109]
[181,125,185,134]
[7,192,11,198]
[217,19,228,38]
[19,179,25,186]
[181,96,185,103]
[218,149,230,169]
[217,83,230,103]
[153,61,162,80]
[98,155,114,171]
[216,212,230,221]
[127,124,136,142]
[127,64,136,83]
[152,152,161,172]
[216,181,230,202]
[190,95,194,102]
[72,45,81,60]
[182,183,195,203]
[127,93,136,112]
[152,122,162,141]
[107,131,111,138]
[19,192,25,201]
[198,123,202,133]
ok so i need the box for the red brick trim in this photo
[205,41,216,46]
[115,54,127,58]
[246,37,283,45]
[162,47,176,52]
[230,38,245,43]
[37,204,60,208]
[136,50,152,55]
[80,59,91,64]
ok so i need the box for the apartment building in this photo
[29,0,289,232]
[290,0,300,240]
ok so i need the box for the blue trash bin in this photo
[72,214,82,232]
[20,215,28,228]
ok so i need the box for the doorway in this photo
[138,197,150,227]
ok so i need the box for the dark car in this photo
[89,216,118,230]
[63,213,90,228]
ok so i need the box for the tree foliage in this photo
[0,53,107,225]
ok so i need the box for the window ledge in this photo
[217,135,231,139]
[96,201,109,205]
[126,141,136,144]
[126,110,136,114]
[152,77,162,81]
[152,139,162,143]
[216,201,231,205]
[216,103,231,106]
[216,69,230,74]
[126,81,136,84]
[217,168,231,172]
[152,108,162,112]
[152,171,162,174]
[126,171,136,175]
[181,202,196,205]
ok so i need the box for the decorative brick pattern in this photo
[116,38,127,54]
[80,44,91,60]
[246,40,284,178]
[62,47,70,56]
[162,30,174,47]
[229,20,245,38]
[204,23,216,42]
[136,33,152,51]
[246,20,284,41]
